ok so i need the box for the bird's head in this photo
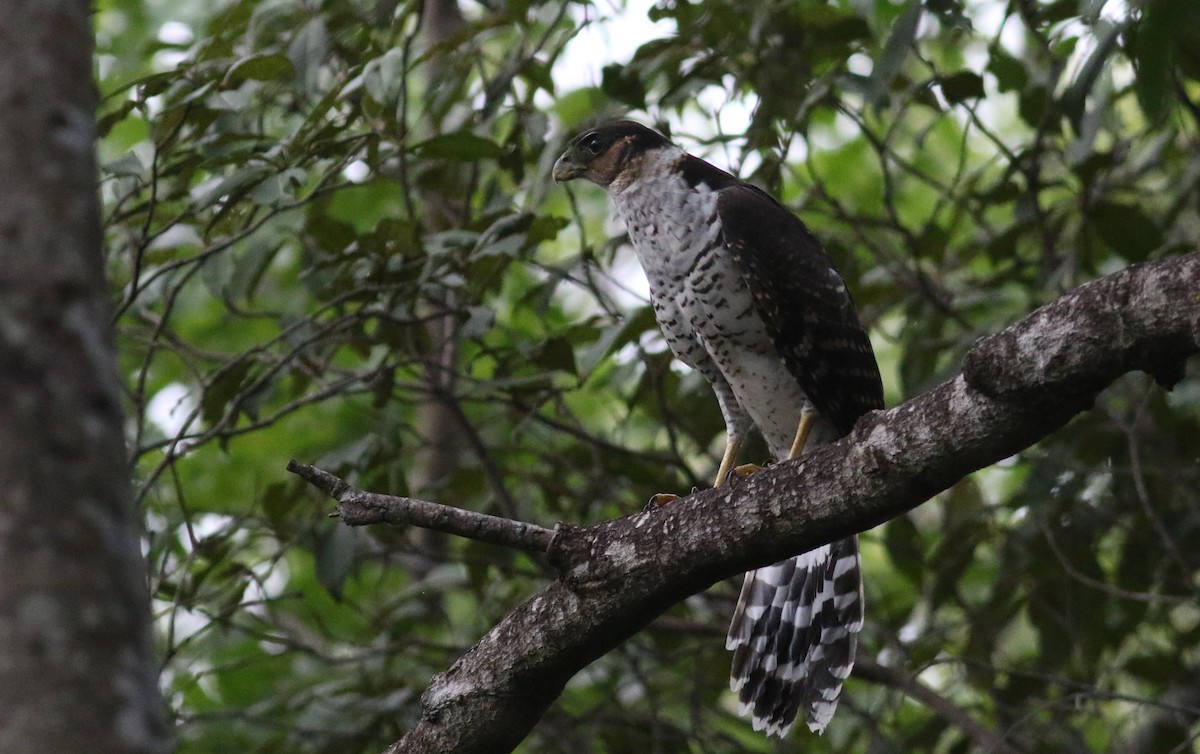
[553,120,672,190]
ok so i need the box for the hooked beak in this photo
[552,151,586,183]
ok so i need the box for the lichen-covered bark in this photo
[0,2,171,752]
[387,251,1200,754]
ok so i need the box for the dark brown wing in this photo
[717,184,883,436]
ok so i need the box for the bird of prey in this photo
[553,120,884,737]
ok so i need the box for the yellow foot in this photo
[718,463,766,486]
[732,463,764,477]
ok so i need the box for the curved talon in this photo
[725,463,764,484]
[645,492,682,511]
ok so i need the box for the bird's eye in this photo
[583,134,603,155]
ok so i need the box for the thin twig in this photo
[856,655,1022,754]
[286,460,556,553]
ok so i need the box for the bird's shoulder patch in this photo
[716,184,798,230]
[679,154,739,191]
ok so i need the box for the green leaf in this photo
[1040,0,1079,25]
[97,99,137,139]
[416,132,505,161]
[527,215,568,245]
[305,213,358,253]
[577,307,657,377]
[103,152,145,178]
[1125,652,1177,684]
[193,164,273,210]
[249,167,303,206]
[1130,0,1184,122]
[1017,85,1052,128]
[931,481,987,607]
[939,70,984,104]
[872,0,922,89]
[288,17,328,94]
[884,515,925,586]
[601,64,646,109]
[262,481,299,529]
[459,305,495,339]
[552,86,608,123]
[916,223,949,261]
[361,48,408,106]
[1089,201,1164,262]
[529,336,577,377]
[314,525,359,600]
[227,241,278,302]
[520,57,554,95]
[987,45,1028,93]
[223,53,295,85]
[201,359,254,425]
[324,179,405,231]
[1060,19,1121,133]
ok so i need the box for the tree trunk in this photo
[0,2,171,752]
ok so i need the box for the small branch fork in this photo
[285,251,1200,754]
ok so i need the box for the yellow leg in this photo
[714,436,743,488]
[788,411,816,460]
[712,412,815,491]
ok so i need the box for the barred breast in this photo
[611,162,813,459]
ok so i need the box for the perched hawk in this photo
[553,121,884,737]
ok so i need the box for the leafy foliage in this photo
[97,0,1200,752]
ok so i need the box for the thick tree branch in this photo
[292,252,1200,754]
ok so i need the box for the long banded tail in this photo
[726,536,864,736]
